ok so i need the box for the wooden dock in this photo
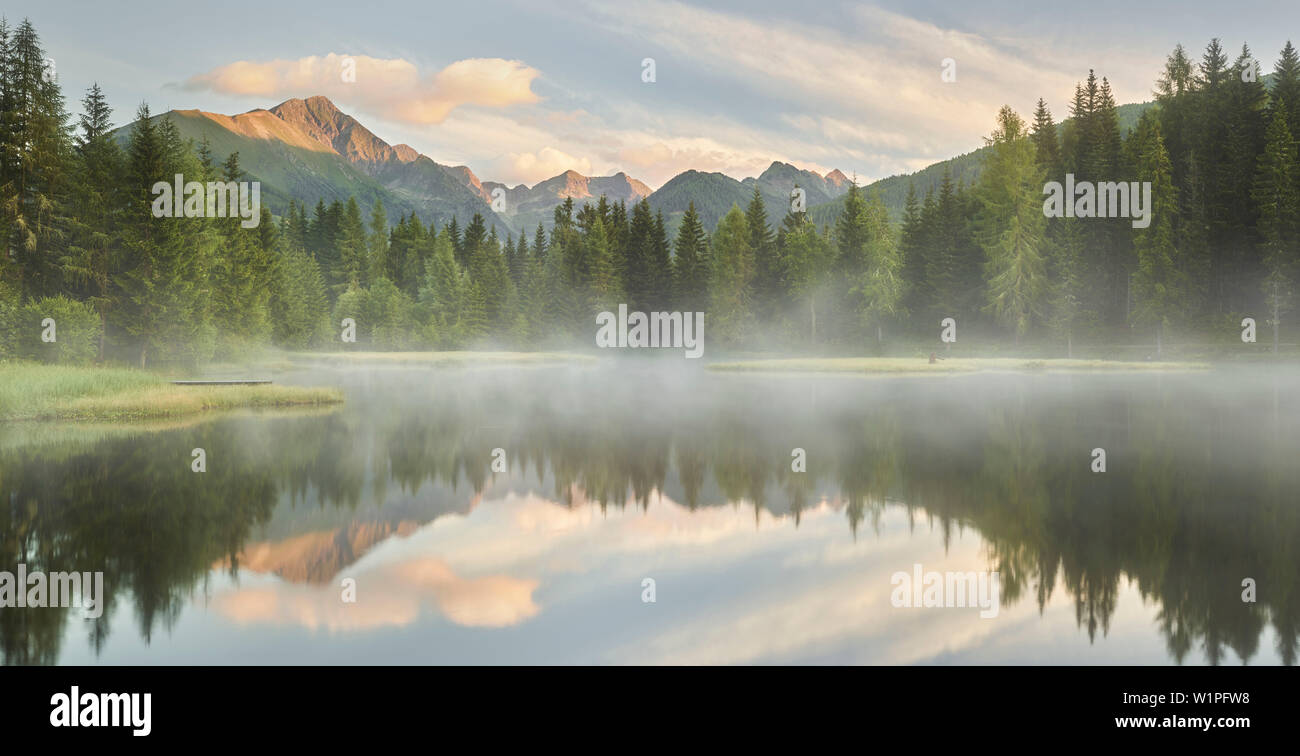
[170,380,272,385]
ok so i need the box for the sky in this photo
[8,0,1300,189]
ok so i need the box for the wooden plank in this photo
[169,380,272,385]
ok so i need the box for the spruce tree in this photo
[672,201,708,311]
[367,198,387,285]
[1253,106,1299,352]
[975,106,1048,345]
[1132,120,1185,355]
[709,205,753,346]
[1030,98,1061,176]
[745,187,777,322]
[1272,42,1300,139]
[62,83,121,359]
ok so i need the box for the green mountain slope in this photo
[807,100,1156,227]
[648,162,851,234]
[113,101,510,232]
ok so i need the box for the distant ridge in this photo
[119,92,1162,236]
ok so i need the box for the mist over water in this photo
[4,362,1298,664]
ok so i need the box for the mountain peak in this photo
[269,95,403,168]
[302,94,341,110]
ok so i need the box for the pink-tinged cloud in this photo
[181,53,541,124]
[211,556,540,630]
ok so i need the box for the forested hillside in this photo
[2,17,1297,363]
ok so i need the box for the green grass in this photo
[706,357,1212,375]
[0,362,343,421]
[288,350,598,366]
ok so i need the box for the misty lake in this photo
[3,363,1297,664]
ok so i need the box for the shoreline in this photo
[705,357,1215,375]
[0,363,343,422]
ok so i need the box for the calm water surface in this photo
[3,363,1297,664]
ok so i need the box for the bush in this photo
[11,296,101,364]
[0,284,18,360]
[332,278,426,350]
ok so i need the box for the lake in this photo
[3,362,1296,664]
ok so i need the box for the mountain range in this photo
[117,95,861,235]
[117,93,1159,237]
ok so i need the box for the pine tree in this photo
[61,82,121,359]
[975,106,1049,344]
[1030,98,1061,175]
[505,233,523,286]
[853,189,902,345]
[1052,217,1087,356]
[116,109,214,365]
[624,199,655,311]
[745,187,777,322]
[420,230,463,347]
[926,171,960,317]
[0,19,73,298]
[1220,44,1269,298]
[533,222,547,263]
[1132,119,1185,355]
[832,182,872,341]
[1272,42,1300,139]
[447,216,463,266]
[672,201,709,311]
[336,196,368,292]
[898,183,929,325]
[367,198,387,286]
[709,205,754,346]
[778,209,831,344]
[1253,106,1299,353]
[649,211,671,311]
[585,213,619,314]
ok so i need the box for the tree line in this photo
[2,16,1297,363]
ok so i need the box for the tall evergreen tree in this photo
[672,201,709,311]
[710,205,754,346]
[61,82,121,359]
[976,106,1049,344]
[745,187,777,322]
[1132,120,1186,355]
[1253,106,1299,353]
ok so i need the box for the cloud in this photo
[507,146,592,183]
[173,4,1152,189]
[180,53,540,125]
[211,556,540,630]
[561,0,1098,180]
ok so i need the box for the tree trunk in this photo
[1156,325,1162,357]
[140,343,148,369]
[876,324,882,344]
[98,310,106,362]
[1067,332,1073,359]
[810,297,816,345]
[1273,282,1280,356]
[1125,276,1131,323]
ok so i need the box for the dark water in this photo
[2,363,1297,664]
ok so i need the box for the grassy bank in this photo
[707,357,1213,375]
[287,350,598,366]
[0,363,343,421]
